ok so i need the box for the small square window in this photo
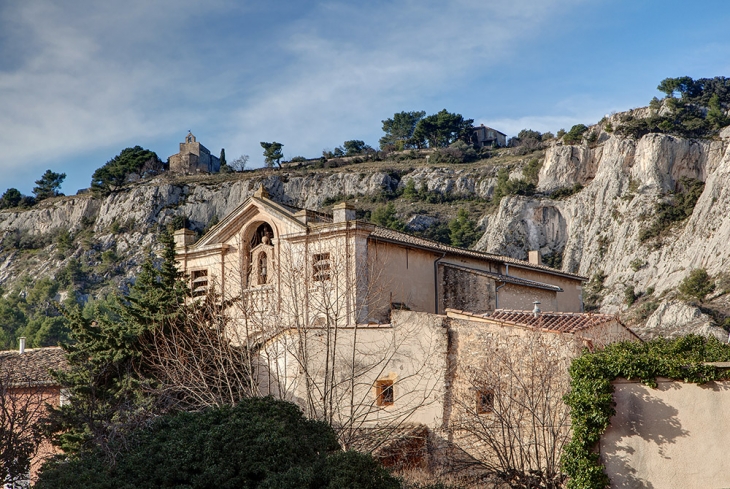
[313,253,331,282]
[477,389,494,414]
[375,379,394,406]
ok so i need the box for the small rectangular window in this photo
[375,379,394,406]
[477,389,494,414]
[191,269,208,297]
[312,253,331,282]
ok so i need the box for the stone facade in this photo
[174,188,589,340]
[471,124,507,148]
[168,131,221,174]
[173,190,640,471]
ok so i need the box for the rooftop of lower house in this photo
[0,346,68,386]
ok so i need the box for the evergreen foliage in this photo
[562,124,588,145]
[412,109,474,148]
[260,141,284,168]
[380,111,426,150]
[448,209,479,248]
[0,188,22,209]
[0,278,72,349]
[46,232,187,454]
[37,397,400,489]
[677,268,715,303]
[371,203,405,231]
[617,76,730,139]
[90,146,162,195]
[492,167,535,204]
[638,177,704,242]
[563,335,730,489]
[33,170,66,201]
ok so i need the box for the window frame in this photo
[375,379,395,406]
[190,269,209,297]
[476,388,494,414]
[312,252,331,282]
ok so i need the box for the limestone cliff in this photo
[2,111,730,340]
[476,113,730,339]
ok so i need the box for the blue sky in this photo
[1,0,729,195]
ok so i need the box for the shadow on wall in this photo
[602,388,689,489]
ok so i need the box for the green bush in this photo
[629,258,646,272]
[371,203,405,231]
[37,397,400,489]
[678,268,715,302]
[549,183,583,200]
[639,178,704,242]
[562,124,589,144]
[624,285,637,306]
[448,209,479,248]
[492,168,535,204]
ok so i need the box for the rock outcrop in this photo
[2,111,730,340]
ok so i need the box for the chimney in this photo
[532,301,541,317]
[173,228,196,248]
[333,202,356,223]
[528,250,542,266]
[19,337,26,354]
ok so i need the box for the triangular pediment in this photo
[192,195,307,248]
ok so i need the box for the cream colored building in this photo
[174,195,636,470]
[174,185,588,337]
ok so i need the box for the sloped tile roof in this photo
[369,226,586,281]
[441,262,562,291]
[485,309,619,334]
[0,347,68,386]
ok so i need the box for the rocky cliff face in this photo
[476,114,730,339]
[2,111,730,340]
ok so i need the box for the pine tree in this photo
[47,232,188,454]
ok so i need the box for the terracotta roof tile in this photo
[0,347,68,386]
[368,226,586,281]
[484,309,618,334]
[441,263,563,292]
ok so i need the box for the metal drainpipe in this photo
[495,263,509,309]
[433,252,447,314]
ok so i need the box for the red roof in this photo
[485,309,619,334]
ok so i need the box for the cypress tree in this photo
[47,232,188,454]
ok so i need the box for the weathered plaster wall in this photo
[369,241,437,321]
[506,266,583,312]
[497,283,557,311]
[259,310,448,429]
[439,265,495,314]
[601,379,730,488]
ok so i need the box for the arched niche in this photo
[240,221,276,289]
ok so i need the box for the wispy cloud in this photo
[226,0,585,162]
[0,0,593,189]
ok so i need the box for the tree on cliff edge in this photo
[260,141,284,168]
[33,170,66,201]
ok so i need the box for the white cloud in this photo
[225,0,585,162]
[0,0,587,185]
